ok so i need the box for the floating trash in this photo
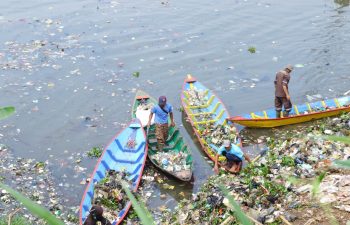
[294,64,304,68]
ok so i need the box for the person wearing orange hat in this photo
[274,64,294,118]
[147,95,175,151]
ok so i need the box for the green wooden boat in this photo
[131,90,193,181]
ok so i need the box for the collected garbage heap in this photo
[150,151,192,179]
[201,123,237,147]
[185,89,208,107]
[92,170,130,222]
[161,113,350,224]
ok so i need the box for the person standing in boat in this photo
[147,96,175,151]
[213,140,251,174]
[274,64,293,118]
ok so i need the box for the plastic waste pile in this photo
[92,170,130,222]
[151,151,191,173]
[185,89,208,106]
[201,124,237,147]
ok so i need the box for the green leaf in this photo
[133,72,140,78]
[120,180,155,225]
[0,106,15,120]
[247,47,256,54]
[311,172,326,197]
[87,147,103,158]
[323,135,350,144]
[218,184,253,225]
[0,183,65,225]
[333,160,350,169]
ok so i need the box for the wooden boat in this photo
[228,96,350,128]
[181,74,242,169]
[132,90,193,181]
[79,119,147,225]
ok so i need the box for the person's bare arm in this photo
[244,154,251,163]
[147,112,154,127]
[283,85,290,100]
[169,112,175,126]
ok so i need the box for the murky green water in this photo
[1,0,350,211]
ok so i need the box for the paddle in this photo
[251,147,269,163]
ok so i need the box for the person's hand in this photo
[213,165,219,174]
[286,95,291,101]
[170,121,175,127]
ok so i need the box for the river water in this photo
[1,0,350,213]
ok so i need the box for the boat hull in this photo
[79,119,147,225]
[229,96,350,128]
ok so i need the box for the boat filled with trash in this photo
[132,90,193,181]
[181,75,242,170]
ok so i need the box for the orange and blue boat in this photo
[228,96,350,128]
[181,74,242,170]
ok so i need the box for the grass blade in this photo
[120,180,155,225]
[324,135,350,144]
[0,106,15,120]
[311,172,326,197]
[0,183,65,225]
[333,160,350,169]
[218,184,253,225]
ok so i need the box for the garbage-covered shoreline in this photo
[160,113,350,225]
[0,144,78,225]
[1,113,350,225]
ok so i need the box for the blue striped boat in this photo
[181,74,242,170]
[79,119,148,225]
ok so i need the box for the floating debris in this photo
[248,46,256,53]
[294,64,304,68]
[0,145,77,224]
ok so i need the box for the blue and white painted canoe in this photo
[79,119,148,225]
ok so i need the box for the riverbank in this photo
[159,113,350,224]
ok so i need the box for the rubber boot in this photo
[283,111,290,117]
[276,111,281,118]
